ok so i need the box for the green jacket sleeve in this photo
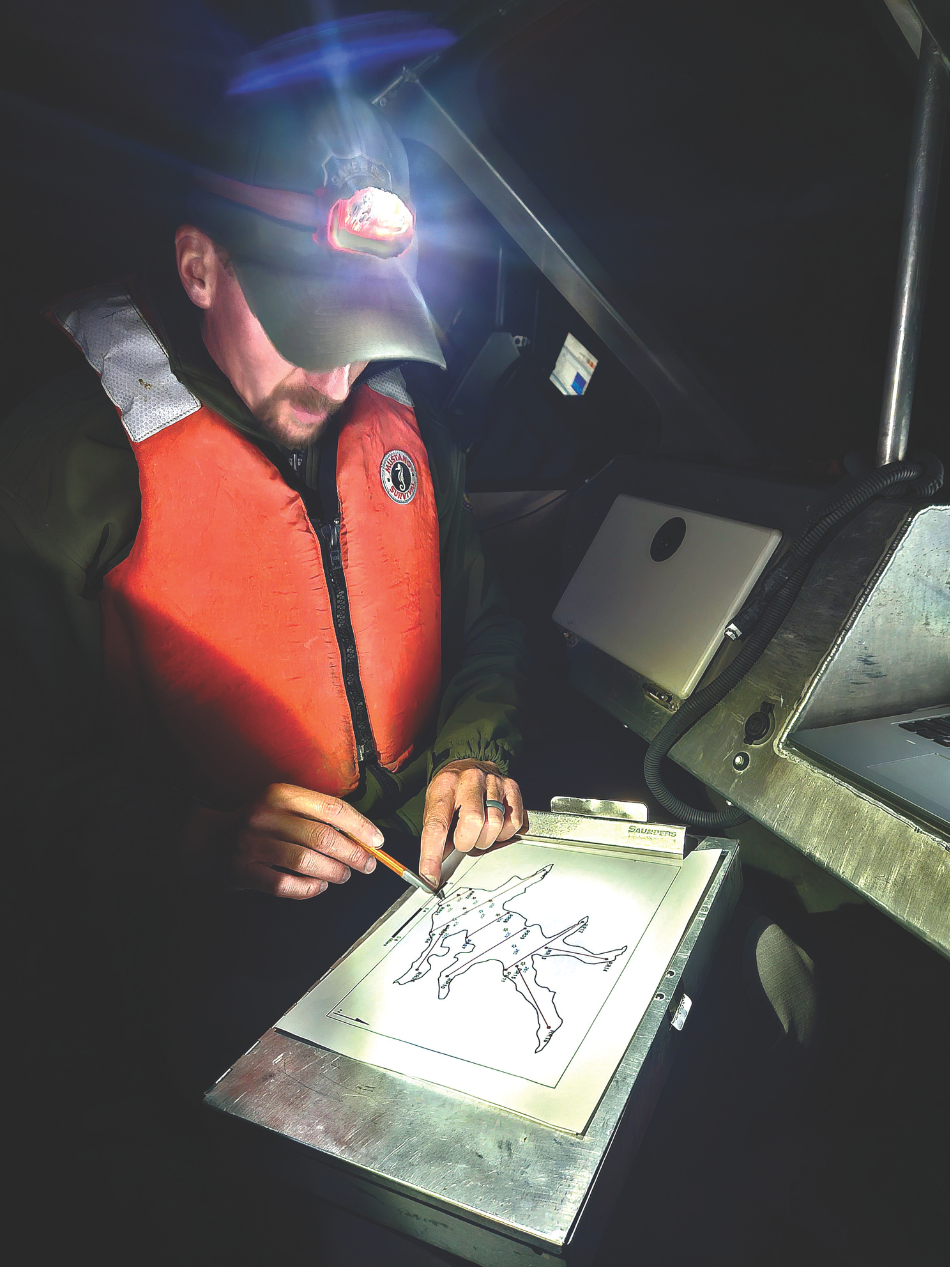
[423,418,528,780]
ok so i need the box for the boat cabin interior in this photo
[4,2,948,1264]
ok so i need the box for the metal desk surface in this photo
[205,838,739,1265]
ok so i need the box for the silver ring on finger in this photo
[485,799,505,812]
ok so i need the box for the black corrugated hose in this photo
[643,453,945,831]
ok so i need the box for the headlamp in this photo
[325,187,415,258]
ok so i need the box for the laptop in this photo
[553,494,783,699]
[790,706,950,828]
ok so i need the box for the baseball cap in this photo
[187,89,445,373]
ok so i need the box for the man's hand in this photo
[183,783,381,899]
[419,759,524,888]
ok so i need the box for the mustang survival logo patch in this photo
[380,449,417,504]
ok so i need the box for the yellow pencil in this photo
[362,839,440,896]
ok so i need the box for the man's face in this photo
[176,227,367,448]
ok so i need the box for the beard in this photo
[252,380,346,448]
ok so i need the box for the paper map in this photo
[394,865,628,1053]
[278,840,720,1133]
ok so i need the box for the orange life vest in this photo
[53,286,441,805]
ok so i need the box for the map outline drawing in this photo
[393,865,628,1052]
[280,841,720,1133]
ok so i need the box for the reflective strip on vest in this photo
[53,289,441,805]
[51,285,201,440]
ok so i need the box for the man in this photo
[2,89,527,1085]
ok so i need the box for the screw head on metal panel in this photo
[732,751,750,771]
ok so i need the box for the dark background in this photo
[3,0,947,474]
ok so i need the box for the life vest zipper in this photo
[317,516,400,797]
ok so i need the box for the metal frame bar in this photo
[877,32,948,465]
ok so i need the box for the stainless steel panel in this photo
[794,505,950,727]
[567,502,950,956]
[205,840,739,1265]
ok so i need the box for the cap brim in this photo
[231,251,446,373]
